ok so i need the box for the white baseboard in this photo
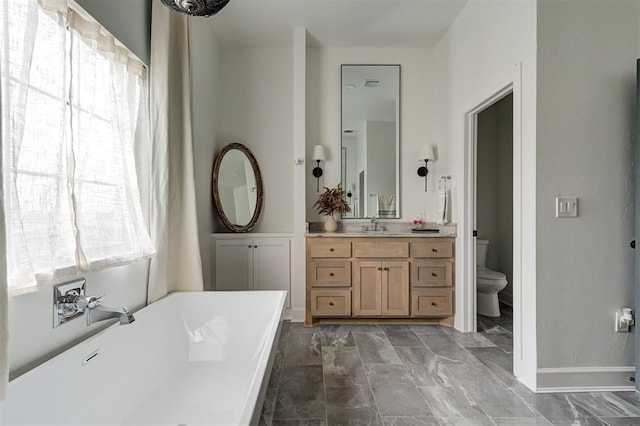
[536,366,635,393]
[282,308,305,322]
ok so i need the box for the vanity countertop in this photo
[306,221,457,238]
[305,230,456,238]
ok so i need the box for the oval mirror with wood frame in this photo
[212,143,264,232]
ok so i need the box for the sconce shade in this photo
[160,0,231,17]
[419,145,435,161]
[312,145,326,161]
[417,145,434,192]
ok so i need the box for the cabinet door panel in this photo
[412,260,453,287]
[354,261,382,316]
[412,288,453,316]
[310,290,351,316]
[411,241,454,258]
[254,239,291,308]
[215,239,252,291]
[309,240,351,258]
[382,261,409,315]
[308,260,351,287]
[353,241,409,258]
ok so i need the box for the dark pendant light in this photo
[161,0,231,17]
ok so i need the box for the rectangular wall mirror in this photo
[341,64,400,219]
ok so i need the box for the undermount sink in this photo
[359,229,400,235]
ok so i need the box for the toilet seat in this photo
[477,267,506,281]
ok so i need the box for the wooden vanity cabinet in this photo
[353,260,409,316]
[306,236,455,326]
[410,240,454,317]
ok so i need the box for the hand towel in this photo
[377,194,396,218]
[436,186,448,225]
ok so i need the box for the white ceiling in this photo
[206,0,469,47]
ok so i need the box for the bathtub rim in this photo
[5,290,287,426]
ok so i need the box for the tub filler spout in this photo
[75,295,135,326]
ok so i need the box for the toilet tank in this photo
[476,240,489,267]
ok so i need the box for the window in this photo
[0,0,155,292]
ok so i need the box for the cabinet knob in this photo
[431,272,438,277]
[329,302,334,306]
[384,267,389,271]
[431,302,437,306]
[377,267,382,271]
[254,245,258,248]
[329,272,335,277]
[248,245,252,248]
[432,248,438,253]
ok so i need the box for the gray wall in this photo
[537,0,638,368]
[8,0,152,378]
[477,95,513,305]
[496,96,513,305]
[214,46,294,233]
[191,19,220,291]
[75,0,151,65]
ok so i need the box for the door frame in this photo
[461,62,537,389]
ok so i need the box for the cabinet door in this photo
[354,261,382,316]
[254,238,291,308]
[308,260,351,287]
[412,260,453,287]
[412,288,453,316]
[382,261,409,315]
[215,239,253,291]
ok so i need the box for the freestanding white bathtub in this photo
[0,290,286,426]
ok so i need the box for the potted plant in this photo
[313,184,352,232]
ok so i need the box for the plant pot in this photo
[324,215,337,232]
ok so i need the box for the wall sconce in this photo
[312,145,326,192]
[417,146,435,192]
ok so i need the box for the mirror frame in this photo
[340,64,401,219]
[212,142,264,233]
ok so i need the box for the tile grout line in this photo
[320,326,330,426]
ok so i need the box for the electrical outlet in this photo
[615,311,632,332]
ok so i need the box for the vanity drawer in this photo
[309,240,351,258]
[411,241,453,259]
[308,261,351,287]
[412,260,453,287]
[353,241,409,258]
[310,290,352,316]
[412,288,453,316]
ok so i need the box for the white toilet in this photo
[476,240,508,317]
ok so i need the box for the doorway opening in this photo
[475,93,514,355]
[462,64,536,389]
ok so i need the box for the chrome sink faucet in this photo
[74,295,135,326]
[370,216,379,231]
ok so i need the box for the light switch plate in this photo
[556,196,578,218]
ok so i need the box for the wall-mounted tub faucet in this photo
[75,295,135,326]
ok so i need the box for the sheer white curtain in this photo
[0,0,154,397]
[0,74,8,400]
[0,0,154,294]
[148,0,204,303]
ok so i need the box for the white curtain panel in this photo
[148,0,204,303]
[0,0,154,399]
[0,68,8,401]
[0,0,154,292]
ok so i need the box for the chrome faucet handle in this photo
[87,295,104,309]
[370,216,377,223]
[76,295,105,310]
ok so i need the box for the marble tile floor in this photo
[261,306,640,426]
